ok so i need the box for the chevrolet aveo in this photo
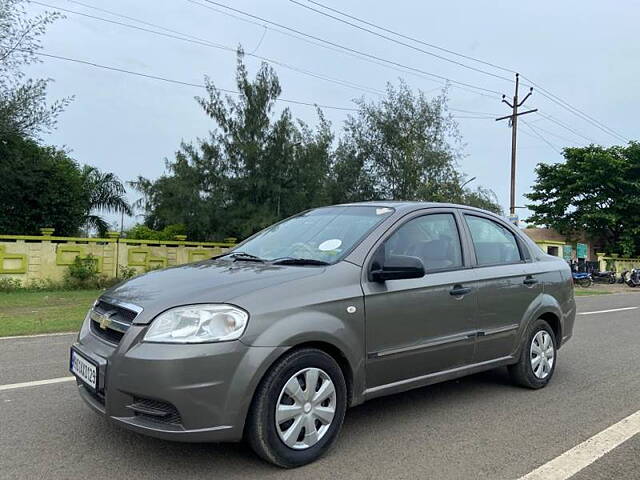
[70,202,575,467]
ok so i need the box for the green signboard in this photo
[562,245,573,260]
[576,243,588,259]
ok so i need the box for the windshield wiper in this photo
[271,257,330,266]
[217,251,266,262]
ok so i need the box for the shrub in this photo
[65,254,99,288]
[118,265,138,280]
[0,277,22,292]
[125,223,186,241]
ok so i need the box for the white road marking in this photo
[578,306,638,315]
[0,332,77,341]
[518,410,640,480]
[0,376,75,392]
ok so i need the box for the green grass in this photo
[574,289,612,296]
[0,289,101,337]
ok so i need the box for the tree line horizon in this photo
[2,1,638,256]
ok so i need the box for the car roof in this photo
[334,200,498,216]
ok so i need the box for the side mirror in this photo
[371,254,425,282]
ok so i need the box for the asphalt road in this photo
[1,293,640,480]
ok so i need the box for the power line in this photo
[301,0,517,75]
[449,107,501,116]
[299,0,628,144]
[27,47,489,120]
[522,122,586,146]
[522,121,562,155]
[185,0,497,100]
[33,1,385,97]
[27,49,360,111]
[536,111,598,144]
[289,0,515,84]
[193,0,502,96]
[520,74,629,143]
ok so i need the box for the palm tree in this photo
[81,166,132,236]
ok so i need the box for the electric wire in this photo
[33,1,385,97]
[27,49,361,111]
[522,120,562,155]
[289,0,514,84]
[194,0,502,96]
[299,0,628,143]
[302,0,517,74]
[536,111,598,144]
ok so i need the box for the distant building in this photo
[522,227,601,261]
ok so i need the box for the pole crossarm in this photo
[495,108,538,122]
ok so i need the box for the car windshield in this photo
[231,206,395,264]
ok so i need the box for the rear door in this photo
[362,209,478,390]
[460,212,543,362]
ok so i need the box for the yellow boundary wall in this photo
[0,233,235,283]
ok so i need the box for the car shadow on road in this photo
[76,367,520,477]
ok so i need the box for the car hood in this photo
[102,259,325,324]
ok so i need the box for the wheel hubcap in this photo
[530,330,555,379]
[275,367,336,450]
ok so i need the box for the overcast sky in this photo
[24,0,639,229]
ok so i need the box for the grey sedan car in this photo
[70,202,575,467]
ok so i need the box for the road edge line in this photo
[0,331,78,341]
[518,410,640,480]
[0,376,75,392]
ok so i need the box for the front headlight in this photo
[143,304,249,343]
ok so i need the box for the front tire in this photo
[246,348,347,468]
[509,319,557,389]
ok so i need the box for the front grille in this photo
[94,300,138,322]
[89,300,139,345]
[129,397,182,426]
[90,320,124,343]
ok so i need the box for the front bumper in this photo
[73,318,286,443]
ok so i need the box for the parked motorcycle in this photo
[618,271,629,284]
[590,270,617,284]
[625,269,640,288]
[572,272,593,288]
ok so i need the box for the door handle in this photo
[450,285,472,296]
[523,277,538,286]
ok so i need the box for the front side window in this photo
[383,213,463,271]
[464,215,522,265]
[236,206,394,264]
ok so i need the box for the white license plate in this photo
[70,350,97,390]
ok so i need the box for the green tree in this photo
[330,82,501,213]
[80,165,132,236]
[133,51,332,240]
[0,134,132,236]
[135,54,501,242]
[0,133,86,235]
[0,0,71,139]
[526,143,640,256]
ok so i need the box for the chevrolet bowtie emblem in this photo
[99,315,111,330]
[91,310,112,330]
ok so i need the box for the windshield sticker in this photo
[376,208,393,215]
[318,239,342,251]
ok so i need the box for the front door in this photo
[362,210,478,390]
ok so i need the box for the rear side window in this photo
[464,215,522,266]
[385,213,463,271]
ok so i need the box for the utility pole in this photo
[496,73,538,219]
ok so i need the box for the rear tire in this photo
[245,348,347,468]
[509,318,557,389]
